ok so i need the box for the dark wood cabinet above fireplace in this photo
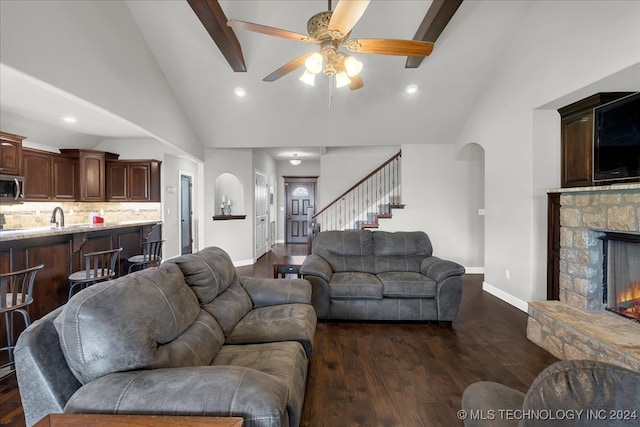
[558,92,632,188]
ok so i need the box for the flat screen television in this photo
[593,92,640,183]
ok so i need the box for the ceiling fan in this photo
[227,0,434,90]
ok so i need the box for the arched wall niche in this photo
[214,173,244,215]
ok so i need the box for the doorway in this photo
[284,177,317,244]
[255,170,269,259]
[180,173,193,255]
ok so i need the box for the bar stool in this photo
[1,264,44,378]
[68,248,123,300]
[127,239,164,273]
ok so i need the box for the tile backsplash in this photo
[0,202,161,229]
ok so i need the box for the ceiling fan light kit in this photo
[227,0,433,91]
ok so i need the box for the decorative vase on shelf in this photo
[226,203,232,216]
[220,203,226,216]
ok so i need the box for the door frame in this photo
[283,176,318,244]
[178,171,194,255]
[254,169,269,260]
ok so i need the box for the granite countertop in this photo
[0,220,162,242]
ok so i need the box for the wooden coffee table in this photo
[34,414,243,427]
[273,255,307,278]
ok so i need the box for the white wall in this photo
[204,148,254,263]
[377,144,484,270]
[454,0,640,308]
[318,146,400,206]
[0,0,203,160]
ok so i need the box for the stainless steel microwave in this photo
[0,174,25,203]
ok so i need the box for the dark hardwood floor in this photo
[0,244,558,427]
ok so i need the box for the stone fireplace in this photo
[527,183,640,371]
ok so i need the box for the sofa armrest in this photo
[65,366,289,423]
[240,276,311,308]
[299,254,332,282]
[421,257,465,282]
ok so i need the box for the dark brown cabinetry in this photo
[559,92,631,188]
[60,149,120,201]
[22,148,77,201]
[106,160,161,202]
[547,192,561,300]
[0,131,25,175]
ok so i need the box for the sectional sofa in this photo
[15,247,317,427]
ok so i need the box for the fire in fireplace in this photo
[602,232,640,322]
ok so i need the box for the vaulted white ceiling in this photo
[0,0,532,159]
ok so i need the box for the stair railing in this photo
[311,151,402,237]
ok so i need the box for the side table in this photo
[273,255,307,278]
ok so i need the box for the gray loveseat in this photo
[15,247,317,427]
[461,359,640,427]
[300,230,465,321]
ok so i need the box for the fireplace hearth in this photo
[602,232,640,322]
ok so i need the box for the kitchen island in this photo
[0,220,161,355]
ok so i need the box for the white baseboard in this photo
[233,258,254,267]
[464,267,484,274]
[482,281,529,313]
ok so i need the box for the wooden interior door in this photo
[284,177,316,244]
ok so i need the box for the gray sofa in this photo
[300,230,465,321]
[461,359,640,427]
[15,247,317,427]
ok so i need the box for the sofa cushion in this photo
[377,272,437,298]
[202,280,253,336]
[165,247,253,336]
[225,304,317,357]
[213,342,309,427]
[165,246,238,304]
[329,272,383,299]
[313,230,375,273]
[54,264,224,384]
[373,231,432,273]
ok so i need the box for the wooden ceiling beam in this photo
[405,0,463,69]
[187,0,246,72]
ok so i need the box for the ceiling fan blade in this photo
[263,52,314,82]
[328,0,371,37]
[228,19,315,43]
[346,39,434,56]
[348,75,364,91]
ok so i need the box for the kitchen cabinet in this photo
[106,160,161,202]
[60,149,119,201]
[0,131,25,176]
[22,148,76,201]
[22,149,52,200]
[559,93,631,188]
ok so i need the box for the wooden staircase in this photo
[310,151,403,240]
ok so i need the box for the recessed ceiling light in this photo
[63,116,77,123]
[234,87,246,98]
[405,84,419,95]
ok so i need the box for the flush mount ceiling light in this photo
[63,116,77,123]
[289,153,302,165]
[233,87,247,98]
[228,0,434,91]
[405,84,419,95]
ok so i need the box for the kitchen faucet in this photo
[50,207,65,228]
